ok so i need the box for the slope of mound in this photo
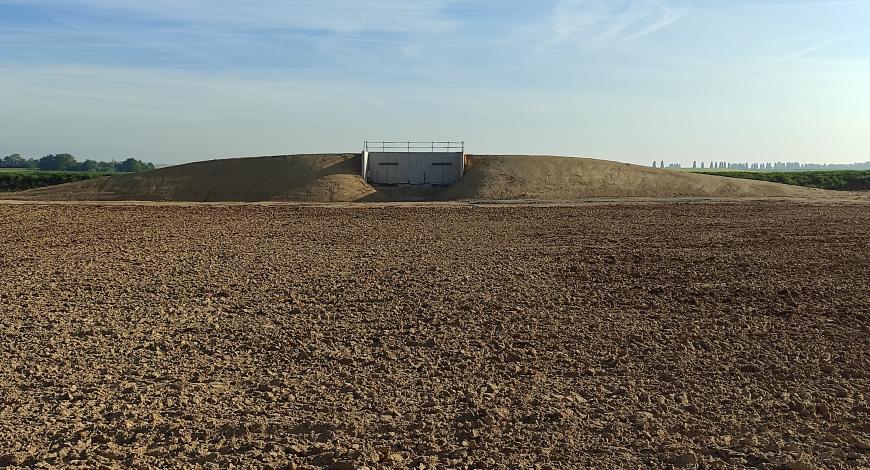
[15,154,376,202]
[11,153,836,203]
[438,155,826,200]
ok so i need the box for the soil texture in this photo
[1,201,868,469]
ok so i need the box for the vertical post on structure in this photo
[461,141,466,177]
[361,141,369,182]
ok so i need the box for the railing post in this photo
[363,141,464,153]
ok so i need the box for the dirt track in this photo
[1,201,869,469]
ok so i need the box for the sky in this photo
[0,0,868,165]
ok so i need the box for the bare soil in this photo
[1,201,868,469]
[10,154,845,202]
[439,156,833,200]
[12,154,376,203]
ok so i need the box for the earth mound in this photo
[12,154,829,202]
[14,154,375,202]
[439,155,825,200]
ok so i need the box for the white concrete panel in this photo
[366,152,463,185]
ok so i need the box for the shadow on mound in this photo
[14,154,377,202]
[11,154,832,202]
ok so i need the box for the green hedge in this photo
[693,170,870,191]
[0,171,112,192]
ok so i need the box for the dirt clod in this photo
[674,451,699,467]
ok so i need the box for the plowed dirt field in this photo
[1,201,868,469]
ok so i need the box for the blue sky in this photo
[1,0,868,165]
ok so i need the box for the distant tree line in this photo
[652,160,870,171]
[2,153,156,173]
[695,170,870,191]
[0,172,107,192]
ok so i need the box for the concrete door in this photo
[428,154,459,185]
[372,157,401,184]
[409,155,424,185]
[366,152,463,185]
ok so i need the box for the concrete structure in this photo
[363,141,465,186]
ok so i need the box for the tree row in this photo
[2,153,156,173]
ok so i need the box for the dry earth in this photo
[439,157,829,200]
[9,154,838,202]
[1,201,869,469]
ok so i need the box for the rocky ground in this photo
[0,200,868,469]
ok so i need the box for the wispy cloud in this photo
[737,0,870,8]
[765,36,849,65]
[620,1,686,42]
[11,0,458,34]
[0,1,463,76]
[538,0,686,53]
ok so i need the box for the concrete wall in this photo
[366,152,464,186]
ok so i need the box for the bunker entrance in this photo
[362,141,465,186]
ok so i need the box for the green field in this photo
[0,168,39,173]
[0,170,115,192]
[0,168,112,174]
[692,170,870,191]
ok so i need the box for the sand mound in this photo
[15,154,376,202]
[439,155,826,200]
[13,153,831,202]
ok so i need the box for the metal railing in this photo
[364,141,464,153]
